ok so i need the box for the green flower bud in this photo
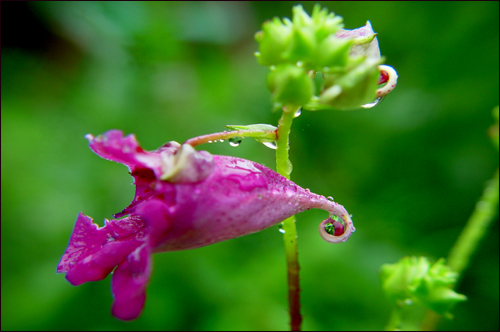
[283,25,316,64]
[267,64,314,108]
[380,257,467,318]
[317,56,381,110]
[310,5,344,41]
[255,17,292,66]
[307,21,391,111]
[255,5,398,110]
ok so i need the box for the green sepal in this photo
[224,124,277,143]
[225,124,277,132]
[352,33,377,45]
[266,64,314,108]
[315,35,353,70]
[291,4,313,28]
[317,56,381,110]
[311,4,344,41]
[283,26,316,64]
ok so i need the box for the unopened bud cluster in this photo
[379,257,466,318]
[255,5,395,111]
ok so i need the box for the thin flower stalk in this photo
[276,107,302,330]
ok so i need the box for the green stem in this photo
[447,169,499,275]
[385,307,402,331]
[276,106,301,331]
[421,168,499,330]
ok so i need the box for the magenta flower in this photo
[57,130,355,320]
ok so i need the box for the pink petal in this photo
[86,130,175,179]
[111,243,152,321]
[58,213,146,285]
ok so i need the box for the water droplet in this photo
[294,109,302,118]
[278,223,285,234]
[324,218,345,236]
[361,96,385,109]
[262,141,277,150]
[296,61,303,67]
[324,222,335,235]
[229,137,242,147]
[208,140,213,143]
[327,196,334,201]
[219,139,225,143]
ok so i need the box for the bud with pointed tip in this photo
[319,55,382,110]
[255,17,292,66]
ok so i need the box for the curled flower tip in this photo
[318,213,355,243]
[376,65,398,97]
[305,194,355,243]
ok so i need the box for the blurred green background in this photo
[1,1,498,330]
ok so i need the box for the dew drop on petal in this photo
[327,220,345,236]
[262,141,277,150]
[294,109,302,118]
[278,223,285,234]
[324,222,335,235]
[361,96,385,109]
[327,196,334,201]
